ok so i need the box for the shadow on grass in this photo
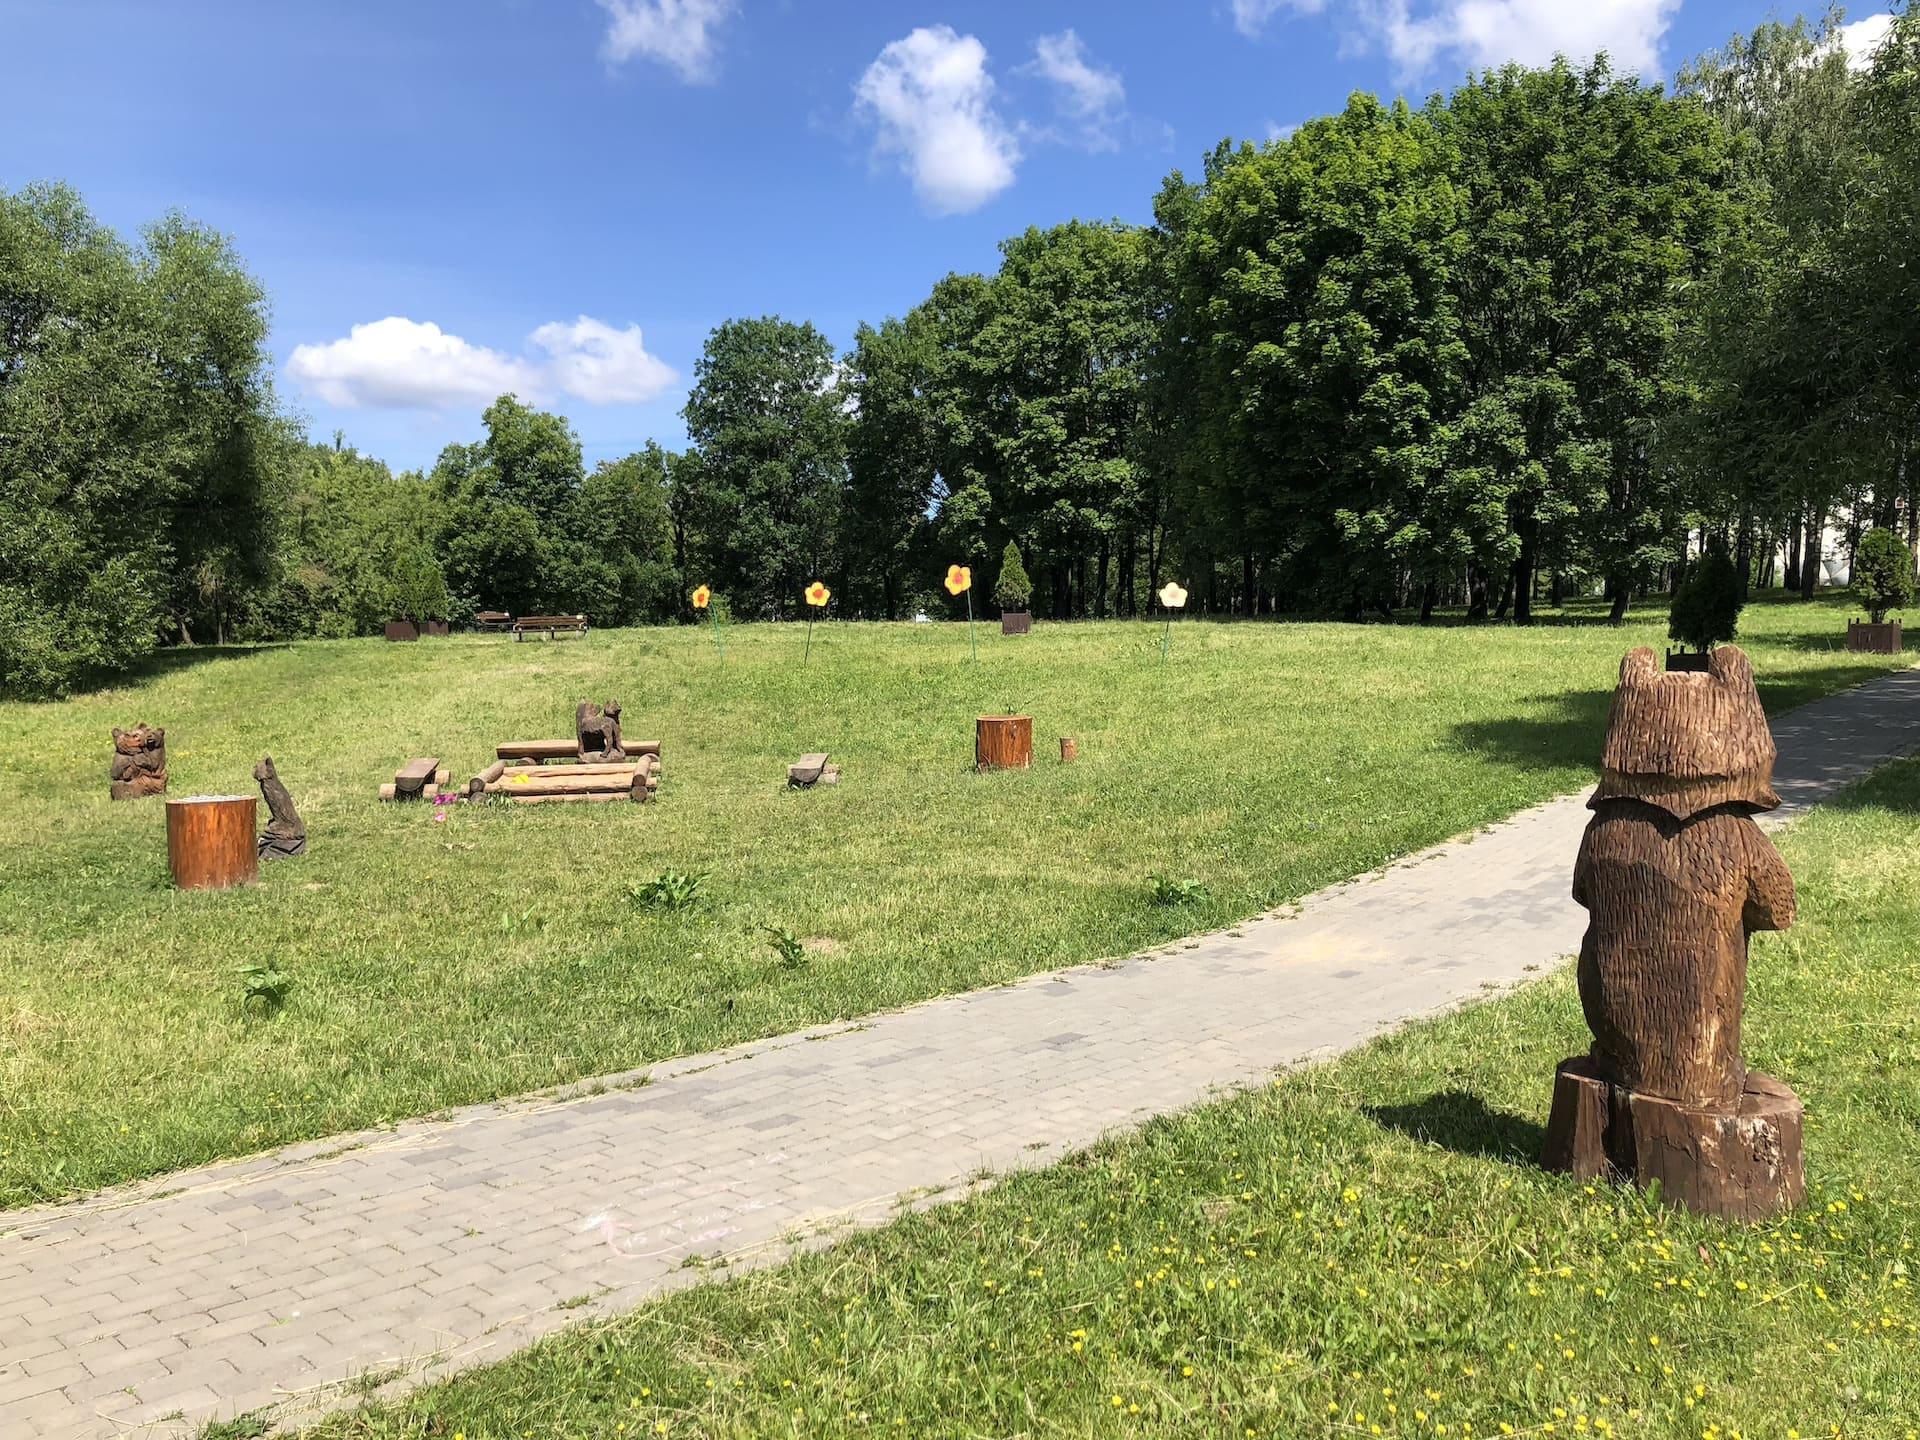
[1820,753,1920,816]
[1367,1090,1546,1164]
[81,643,291,695]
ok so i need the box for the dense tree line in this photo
[5,8,1917,694]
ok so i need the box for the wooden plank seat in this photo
[513,614,588,640]
[472,610,513,633]
[496,738,662,763]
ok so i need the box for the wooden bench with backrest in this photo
[513,614,588,640]
[472,610,513,633]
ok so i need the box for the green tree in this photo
[1853,527,1916,624]
[843,314,939,617]
[1668,538,1744,650]
[0,184,284,696]
[1435,60,1736,623]
[682,317,847,618]
[994,541,1033,612]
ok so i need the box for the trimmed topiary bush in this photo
[1668,539,1743,652]
[994,542,1033,613]
[1853,527,1917,625]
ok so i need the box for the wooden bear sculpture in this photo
[254,756,308,861]
[1543,645,1804,1220]
[576,699,624,762]
[109,724,168,799]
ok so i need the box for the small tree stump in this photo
[254,756,307,861]
[166,795,259,890]
[1543,1058,1804,1221]
[110,724,168,800]
[1059,736,1079,763]
[976,716,1033,771]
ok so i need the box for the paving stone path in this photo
[6,666,1918,1439]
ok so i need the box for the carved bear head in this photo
[1590,646,1781,819]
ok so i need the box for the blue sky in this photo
[2,1,1895,474]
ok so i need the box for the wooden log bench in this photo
[513,614,588,641]
[483,754,659,803]
[496,738,662,764]
[379,756,448,802]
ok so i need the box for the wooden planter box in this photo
[383,620,420,643]
[1665,648,1711,673]
[1000,611,1032,636]
[1847,619,1903,654]
[421,619,450,637]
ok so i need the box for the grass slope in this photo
[302,755,1920,1440]
[0,597,1902,1208]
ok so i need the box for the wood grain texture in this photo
[976,715,1033,771]
[109,724,167,800]
[165,796,258,891]
[253,756,307,861]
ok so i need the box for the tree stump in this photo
[1059,736,1079,764]
[166,795,259,890]
[1543,1058,1804,1221]
[109,724,168,800]
[1544,646,1804,1220]
[254,756,307,861]
[976,716,1033,771]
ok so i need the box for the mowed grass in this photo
[0,596,1903,1208]
[303,754,1920,1440]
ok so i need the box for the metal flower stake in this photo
[691,584,722,659]
[803,580,831,664]
[1158,580,1188,665]
[945,563,976,662]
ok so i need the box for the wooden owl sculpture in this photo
[1544,646,1805,1220]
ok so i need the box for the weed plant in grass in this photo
[303,755,1920,1440]
[0,596,1904,1207]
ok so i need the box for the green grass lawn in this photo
[301,753,1920,1440]
[0,596,1904,1209]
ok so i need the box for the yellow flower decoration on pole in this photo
[1157,581,1188,665]
[691,585,722,659]
[803,581,829,664]
[946,564,978,663]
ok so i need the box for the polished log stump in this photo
[166,795,259,890]
[976,715,1034,771]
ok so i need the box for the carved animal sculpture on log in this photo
[576,699,625,762]
[1542,645,1803,1220]
[254,756,308,861]
[109,724,168,799]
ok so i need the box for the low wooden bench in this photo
[472,610,513,633]
[378,756,448,802]
[514,614,588,640]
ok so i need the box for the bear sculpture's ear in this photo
[1619,646,1659,685]
[1707,644,1754,688]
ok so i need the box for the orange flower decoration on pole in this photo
[691,585,722,659]
[803,581,830,664]
[946,564,978,662]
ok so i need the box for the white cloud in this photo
[1232,0,1328,39]
[1027,30,1127,149]
[1266,118,1301,141]
[1233,0,1678,78]
[596,0,734,82]
[530,317,678,405]
[288,316,676,412]
[854,25,1020,215]
[1839,13,1895,72]
[1366,0,1679,76]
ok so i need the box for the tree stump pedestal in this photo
[166,795,260,891]
[1542,1056,1804,1221]
[976,715,1033,770]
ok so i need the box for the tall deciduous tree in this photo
[682,317,847,618]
